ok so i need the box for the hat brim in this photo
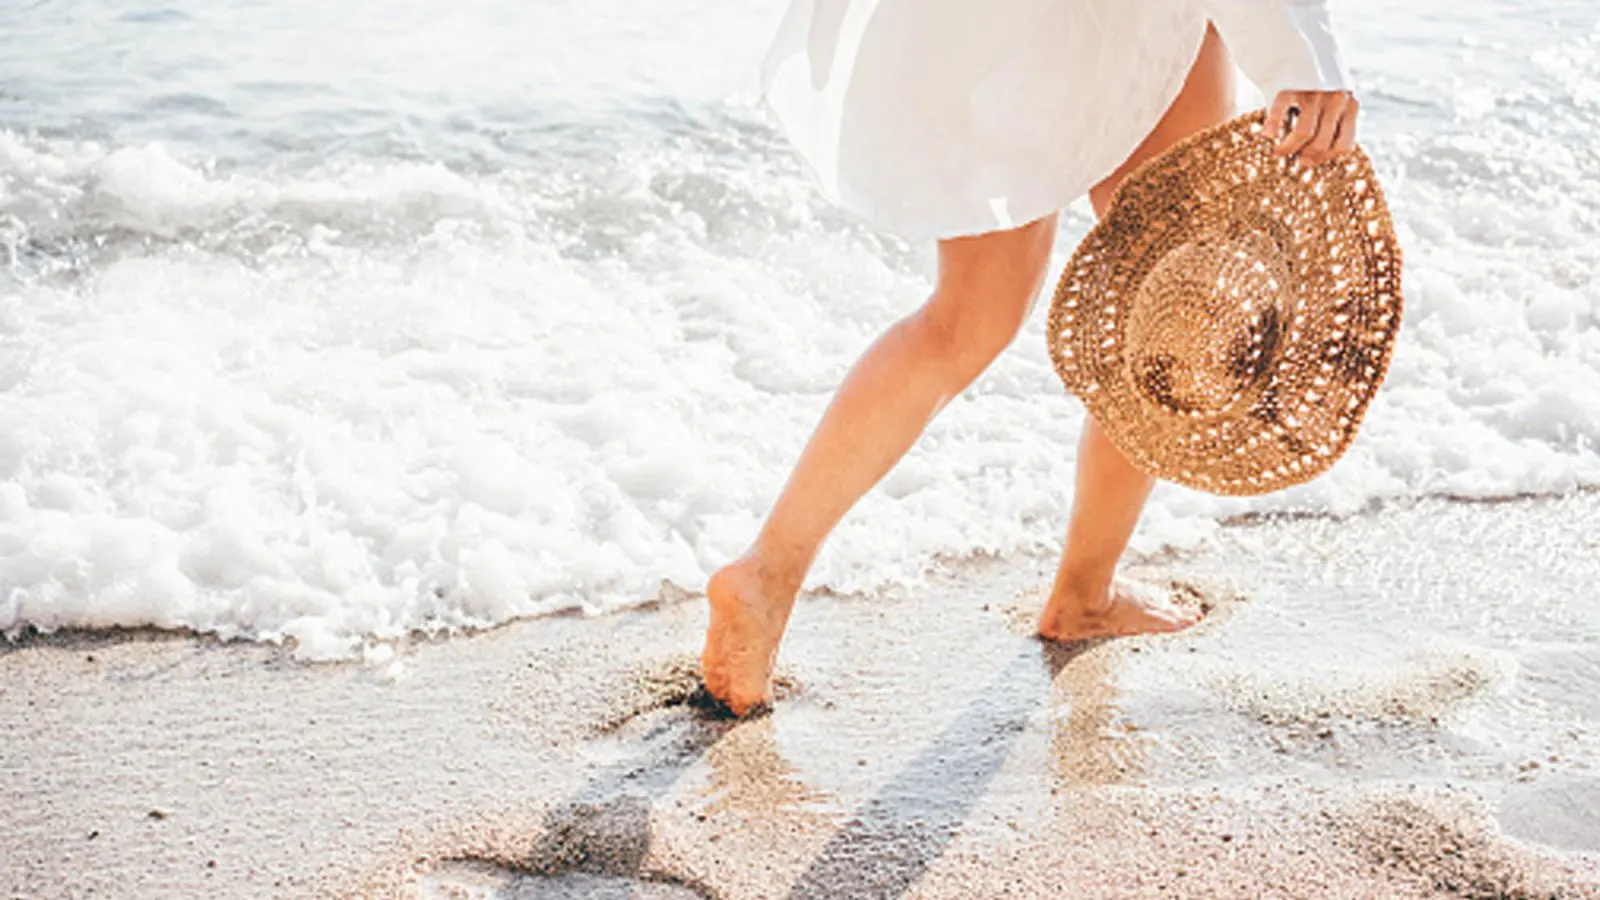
[1047,111,1404,497]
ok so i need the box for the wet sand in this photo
[4,494,1599,899]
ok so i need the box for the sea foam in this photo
[2,6,1597,656]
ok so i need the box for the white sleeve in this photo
[1207,0,1356,97]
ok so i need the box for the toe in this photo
[1167,606,1203,631]
[1149,616,1184,634]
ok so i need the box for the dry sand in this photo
[4,494,1599,899]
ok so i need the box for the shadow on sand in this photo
[439,640,1091,898]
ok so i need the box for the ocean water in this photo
[0,0,1597,657]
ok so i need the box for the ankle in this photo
[709,545,805,634]
[746,534,812,590]
[1049,572,1115,614]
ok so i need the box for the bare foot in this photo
[1037,580,1202,643]
[701,554,799,717]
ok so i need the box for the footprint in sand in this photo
[1213,641,1517,727]
[595,655,802,734]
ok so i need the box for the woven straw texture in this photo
[1047,110,1403,497]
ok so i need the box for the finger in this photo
[1300,94,1348,164]
[1266,90,1300,140]
[1275,100,1321,158]
[1331,98,1360,157]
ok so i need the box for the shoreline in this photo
[4,493,1599,899]
[9,485,1595,664]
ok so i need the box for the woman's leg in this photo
[1037,23,1238,641]
[703,214,1060,714]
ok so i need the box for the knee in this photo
[914,289,1031,376]
[914,269,1048,378]
[907,214,1057,379]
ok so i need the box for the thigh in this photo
[929,213,1060,328]
[936,214,1060,291]
[1088,24,1237,218]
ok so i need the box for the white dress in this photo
[761,0,1354,239]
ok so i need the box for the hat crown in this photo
[1047,111,1404,496]
[1124,221,1291,418]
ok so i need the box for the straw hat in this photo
[1046,110,1403,497]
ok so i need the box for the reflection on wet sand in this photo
[1047,643,1149,788]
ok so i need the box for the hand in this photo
[1267,90,1360,165]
